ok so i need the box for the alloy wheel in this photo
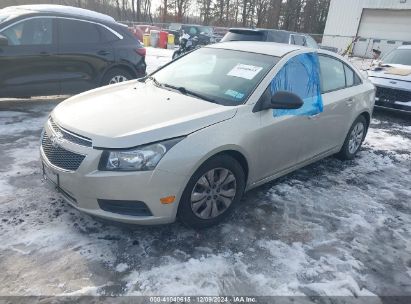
[348,122,365,154]
[109,75,128,84]
[190,168,237,220]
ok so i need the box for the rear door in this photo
[297,55,359,161]
[0,17,60,97]
[56,18,115,94]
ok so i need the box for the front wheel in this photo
[337,115,368,160]
[177,155,245,229]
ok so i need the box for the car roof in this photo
[208,41,303,57]
[1,4,116,23]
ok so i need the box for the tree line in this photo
[1,0,331,34]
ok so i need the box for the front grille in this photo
[49,118,92,147]
[41,132,86,171]
[376,86,411,103]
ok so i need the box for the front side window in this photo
[153,48,278,106]
[319,55,346,93]
[59,19,100,44]
[1,18,53,46]
[271,52,323,116]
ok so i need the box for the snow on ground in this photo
[0,49,410,299]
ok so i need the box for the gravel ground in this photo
[0,48,410,299]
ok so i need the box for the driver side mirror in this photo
[253,90,304,112]
[270,91,304,109]
[0,34,8,47]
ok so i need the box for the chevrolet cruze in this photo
[41,41,375,228]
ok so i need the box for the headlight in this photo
[99,137,184,171]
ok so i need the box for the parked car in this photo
[221,28,319,48]
[168,23,214,45]
[41,41,374,228]
[367,45,411,113]
[0,5,146,98]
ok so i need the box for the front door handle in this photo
[308,113,321,120]
[39,51,50,56]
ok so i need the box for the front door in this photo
[0,17,60,97]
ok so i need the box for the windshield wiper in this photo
[139,75,163,87]
[163,84,219,104]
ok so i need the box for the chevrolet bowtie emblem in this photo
[50,131,64,148]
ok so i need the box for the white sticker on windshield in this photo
[227,64,263,80]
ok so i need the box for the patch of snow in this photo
[115,263,129,273]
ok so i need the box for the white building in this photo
[322,0,411,58]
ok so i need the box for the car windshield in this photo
[152,48,278,106]
[382,49,411,66]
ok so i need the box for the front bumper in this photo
[369,77,411,113]
[40,123,187,225]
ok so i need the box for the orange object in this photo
[159,31,168,49]
[160,195,176,204]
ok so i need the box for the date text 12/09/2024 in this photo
[149,296,258,303]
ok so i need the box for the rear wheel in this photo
[102,68,133,86]
[177,155,245,229]
[337,115,368,160]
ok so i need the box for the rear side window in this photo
[59,19,100,44]
[1,18,53,45]
[354,73,362,85]
[344,65,355,87]
[319,55,346,93]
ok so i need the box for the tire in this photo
[177,155,246,229]
[101,68,133,86]
[337,115,368,160]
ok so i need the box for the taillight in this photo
[135,47,146,57]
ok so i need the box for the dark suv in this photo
[221,28,319,49]
[0,5,146,98]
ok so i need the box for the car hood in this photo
[52,81,237,148]
[367,64,411,82]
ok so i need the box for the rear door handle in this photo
[345,98,355,106]
[97,50,110,56]
[39,51,50,56]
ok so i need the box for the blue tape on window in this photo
[271,53,323,117]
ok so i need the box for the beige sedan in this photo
[40,41,375,228]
